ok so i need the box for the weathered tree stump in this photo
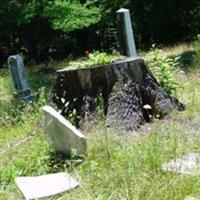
[51,57,185,130]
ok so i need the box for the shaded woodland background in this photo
[0,0,199,65]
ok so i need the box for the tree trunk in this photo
[51,57,185,130]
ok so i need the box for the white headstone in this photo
[42,105,87,156]
[162,152,200,175]
[116,8,137,57]
[16,173,79,199]
[7,55,33,101]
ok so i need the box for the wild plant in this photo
[149,48,178,95]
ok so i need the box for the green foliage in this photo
[0,0,21,56]
[67,108,77,125]
[0,0,102,64]
[95,94,105,122]
[20,0,48,24]
[149,48,178,95]
[44,1,100,32]
[89,0,200,49]
[20,0,100,32]
[87,51,121,66]
[193,35,200,68]
[1,0,200,64]
[68,51,122,68]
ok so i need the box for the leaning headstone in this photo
[42,105,87,156]
[162,152,200,175]
[7,55,33,101]
[116,8,137,57]
[16,172,79,199]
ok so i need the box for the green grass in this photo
[0,43,200,199]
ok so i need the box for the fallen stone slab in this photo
[162,152,200,175]
[42,105,86,156]
[16,172,79,200]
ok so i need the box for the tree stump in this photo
[51,57,185,130]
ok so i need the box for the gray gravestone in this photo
[116,8,137,57]
[7,55,33,101]
[42,105,87,156]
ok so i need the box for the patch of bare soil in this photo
[81,112,200,146]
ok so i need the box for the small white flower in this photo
[143,104,152,110]
[61,98,65,103]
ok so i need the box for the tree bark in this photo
[52,57,185,130]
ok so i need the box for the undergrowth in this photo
[60,50,123,69]
[148,47,178,95]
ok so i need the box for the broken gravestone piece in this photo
[7,55,34,101]
[42,105,87,156]
[16,172,79,199]
[162,152,200,175]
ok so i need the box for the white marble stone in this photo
[162,152,200,175]
[42,105,86,156]
[185,196,199,200]
[16,172,79,199]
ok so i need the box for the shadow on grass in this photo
[45,151,84,173]
[178,50,196,71]
[28,72,56,96]
[0,68,10,78]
